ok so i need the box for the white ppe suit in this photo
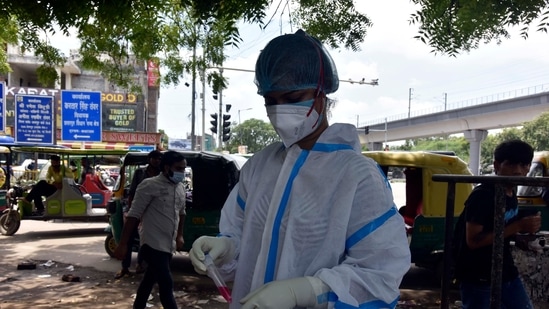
[219,123,411,308]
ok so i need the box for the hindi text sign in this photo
[61,90,102,142]
[14,94,54,144]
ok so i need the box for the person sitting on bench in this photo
[23,155,73,215]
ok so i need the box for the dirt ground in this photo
[0,260,229,309]
[0,259,459,309]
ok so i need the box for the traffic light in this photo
[222,114,231,141]
[210,113,218,134]
[213,90,218,100]
[365,126,370,135]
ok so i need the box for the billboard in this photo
[168,138,191,150]
[102,103,138,132]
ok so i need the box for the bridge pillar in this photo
[367,142,384,151]
[464,129,488,176]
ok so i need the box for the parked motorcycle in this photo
[95,166,116,187]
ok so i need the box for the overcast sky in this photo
[49,2,549,141]
[157,1,549,142]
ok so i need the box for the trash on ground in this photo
[61,274,81,282]
[17,262,37,270]
[41,260,55,267]
[131,294,154,301]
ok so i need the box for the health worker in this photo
[190,29,411,309]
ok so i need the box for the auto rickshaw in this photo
[104,150,247,257]
[517,151,549,230]
[0,145,129,236]
[363,151,474,280]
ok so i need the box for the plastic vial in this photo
[204,254,232,303]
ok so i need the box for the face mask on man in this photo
[266,98,323,148]
[169,171,185,184]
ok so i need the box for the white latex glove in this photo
[240,276,330,309]
[189,236,235,275]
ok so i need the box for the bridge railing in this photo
[363,83,549,126]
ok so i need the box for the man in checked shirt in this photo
[114,150,187,309]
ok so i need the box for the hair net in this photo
[254,29,339,96]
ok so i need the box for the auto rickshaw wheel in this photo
[105,233,117,258]
[0,211,21,236]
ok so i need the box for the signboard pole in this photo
[0,82,5,133]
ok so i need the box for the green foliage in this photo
[522,111,549,150]
[293,0,371,51]
[397,140,415,151]
[412,136,470,162]
[480,128,524,174]
[410,0,549,55]
[0,0,371,92]
[35,65,58,88]
[225,118,279,153]
[158,129,169,150]
[0,15,19,73]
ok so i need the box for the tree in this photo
[479,128,523,174]
[397,139,415,151]
[225,118,279,154]
[410,0,549,56]
[412,136,470,162]
[158,129,169,150]
[522,111,549,151]
[0,0,371,90]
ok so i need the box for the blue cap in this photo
[254,29,339,96]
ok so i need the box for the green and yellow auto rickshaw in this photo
[0,145,128,236]
[104,150,247,257]
[517,151,549,230]
[363,151,474,280]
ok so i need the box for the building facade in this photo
[1,45,162,149]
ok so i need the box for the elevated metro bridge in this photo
[357,84,549,175]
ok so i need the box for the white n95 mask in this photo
[266,98,322,148]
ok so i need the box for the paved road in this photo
[0,219,204,277]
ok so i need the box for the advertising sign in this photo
[129,145,156,152]
[147,59,160,87]
[168,138,191,150]
[14,94,54,144]
[102,103,138,132]
[102,131,161,144]
[61,90,102,142]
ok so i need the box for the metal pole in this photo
[440,180,456,309]
[490,184,506,309]
[218,68,223,149]
[408,88,412,118]
[191,42,197,150]
[201,67,206,151]
[444,92,448,111]
[384,117,387,144]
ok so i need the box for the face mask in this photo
[266,98,323,148]
[169,171,185,184]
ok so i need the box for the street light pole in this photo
[238,108,253,124]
